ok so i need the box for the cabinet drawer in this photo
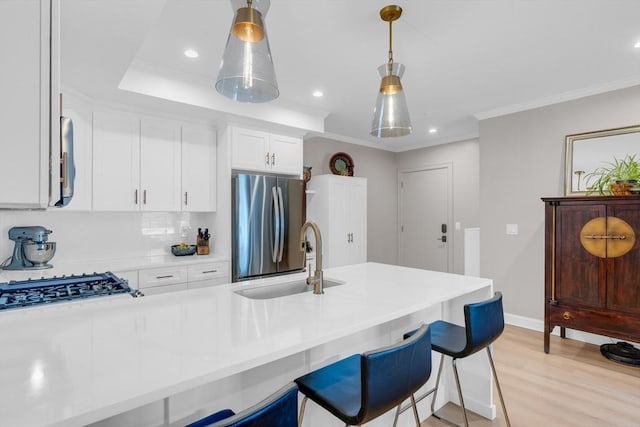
[139,266,188,289]
[187,261,228,283]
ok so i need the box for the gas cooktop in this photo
[0,272,141,311]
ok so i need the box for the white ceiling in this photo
[61,0,640,152]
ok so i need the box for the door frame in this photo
[397,162,454,272]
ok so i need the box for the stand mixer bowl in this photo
[23,242,56,266]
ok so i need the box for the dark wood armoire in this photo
[542,196,640,353]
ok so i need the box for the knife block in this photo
[197,238,210,255]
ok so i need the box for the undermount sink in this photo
[234,278,345,300]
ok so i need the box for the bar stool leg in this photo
[430,354,445,415]
[451,358,470,427]
[410,394,421,426]
[298,396,309,427]
[486,347,511,427]
[392,403,402,427]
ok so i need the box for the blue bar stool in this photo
[295,323,431,426]
[421,292,511,427]
[185,382,298,427]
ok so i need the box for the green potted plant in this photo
[585,154,640,195]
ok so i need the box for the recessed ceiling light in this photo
[312,90,324,98]
[428,127,438,134]
[184,49,199,58]
[634,41,640,49]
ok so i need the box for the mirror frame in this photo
[565,124,640,196]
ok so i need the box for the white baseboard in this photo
[504,313,639,347]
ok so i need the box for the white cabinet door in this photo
[346,178,367,264]
[92,110,140,211]
[0,0,50,208]
[269,134,302,175]
[140,118,181,211]
[231,127,270,172]
[230,127,302,175]
[182,124,216,212]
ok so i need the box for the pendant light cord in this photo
[387,20,394,75]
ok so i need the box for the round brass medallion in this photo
[580,216,635,258]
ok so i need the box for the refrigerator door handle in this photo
[272,186,280,263]
[277,186,285,262]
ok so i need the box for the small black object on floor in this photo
[600,342,640,367]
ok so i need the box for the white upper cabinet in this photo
[140,117,181,211]
[230,126,302,175]
[0,0,52,208]
[92,110,141,211]
[181,124,217,212]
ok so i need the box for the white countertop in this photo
[0,262,492,427]
[0,254,228,283]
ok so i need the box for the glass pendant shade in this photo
[216,0,278,103]
[371,63,412,138]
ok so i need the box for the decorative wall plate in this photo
[329,152,354,176]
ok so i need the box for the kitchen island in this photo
[0,263,494,427]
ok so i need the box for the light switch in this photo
[506,224,518,235]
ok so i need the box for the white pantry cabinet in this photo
[92,110,182,211]
[181,124,217,212]
[0,0,54,208]
[307,175,367,268]
[230,127,302,175]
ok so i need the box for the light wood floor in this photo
[421,325,640,427]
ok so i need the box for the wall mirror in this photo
[565,125,640,195]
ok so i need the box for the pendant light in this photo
[216,0,279,103]
[370,5,412,138]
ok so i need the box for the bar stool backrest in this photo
[360,324,431,423]
[464,292,505,357]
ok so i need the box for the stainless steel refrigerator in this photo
[232,173,306,282]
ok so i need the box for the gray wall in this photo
[304,137,398,264]
[397,139,480,274]
[304,136,481,272]
[479,85,640,319]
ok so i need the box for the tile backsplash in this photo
[0,210,216,264]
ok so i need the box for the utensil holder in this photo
[197,238,210,255]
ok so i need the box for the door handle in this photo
[441,223,447,233]
[437,236,447,243]
[272,186,280,263]
[276,186,285,262]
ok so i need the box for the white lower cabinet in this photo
[139,266,188,295]
[137,261,230,295]
[187,261,229,289]
[307,175,367,268]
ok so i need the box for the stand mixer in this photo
[3,226,56,270]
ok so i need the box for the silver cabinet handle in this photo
[184,191,188,206]
[143,189,147,205]
[156,275,174,279]
[271,153,276,166]
[134,189,138,205]
[265,152,270,165]
[202,270,218,274]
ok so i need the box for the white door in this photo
[399,165,452,272]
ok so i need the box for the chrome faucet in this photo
[300,221,323,294]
